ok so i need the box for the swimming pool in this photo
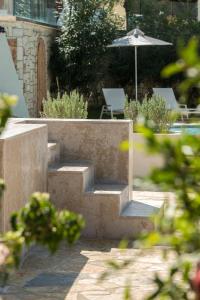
[170,124,200,135]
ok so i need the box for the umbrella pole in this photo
[135,46,138,101]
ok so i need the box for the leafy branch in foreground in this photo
[0,192,85,287]
[162,37,200,99]
[11,193,85,253]
[103,38,200,300]
[137,37,200,300]
[138,126,200,300]
[0,94,17,133]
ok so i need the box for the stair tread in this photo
[122,198,164,218]
[132,191,167,201]
[87,184,128,195]
[48,142,57,147]
[48,161,93,173]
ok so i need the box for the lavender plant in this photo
[124,95,177,133]
[41,90,88,119]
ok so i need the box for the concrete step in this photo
[85,184,129,214]
[48,162,166,240]
[48,161,94,210]
[48,142,60,165]
[82,184,130,238]
[121,199,164,218]
[82,190,165,239]
[116,191,166,239]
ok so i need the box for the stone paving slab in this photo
[24,273,79,288]
[0,240,174,300]
[122,199,163,217]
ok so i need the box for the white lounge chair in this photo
[101,88,126,119]
[153,88,189,119]
[153,88,200,120]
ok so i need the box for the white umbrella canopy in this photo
[108,28,172,100]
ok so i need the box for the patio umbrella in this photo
[108,28,172,101]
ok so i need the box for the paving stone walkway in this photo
[0,240,174,300]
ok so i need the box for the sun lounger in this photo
[101,88,126,119]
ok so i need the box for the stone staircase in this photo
[47,142,165,239]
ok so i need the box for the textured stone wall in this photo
[0,18,56,116]
[0,122,48,232]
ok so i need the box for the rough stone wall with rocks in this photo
[0,18,57,116]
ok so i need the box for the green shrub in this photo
[124,99,140,126]
[41,90,88,119]
[124,95,177,133]
[145,95,177,133]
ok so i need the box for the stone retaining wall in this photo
[132,133,181,179]
[0,122,48,232]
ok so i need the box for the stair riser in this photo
[99,216,154,239]
[119,186,129,213]
[48,167,94,210]
[48,172,82,210]
[81,194,121,238]
[83,166,94,191]
[82,215,155,239]
[81,190,155,239]
[82,194,121,218]
[48,144,60,165]
[47,158,164,239]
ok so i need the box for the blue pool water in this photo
[170,125,200,135]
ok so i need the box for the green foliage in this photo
[111,0,200,103]
[0,193,85,288]
[0,94,17,134]
[11,193,85,253]
[135,127,200,299]
[136,37,200,300]
[0,232,24,287]
[143,95,177,133]
[163,37,200,101]
[41,90,88,119]
[50,0,122,94]
[127,0,197,28]
[0,94,16,210]
[124,95,177,133]
[0,193,84,287]
[14,0,31,18]
[50,0,200,104]
[104,39,200,300]
[124,98,139,127]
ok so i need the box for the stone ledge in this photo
[1,123,47,140]
[12,117,132,125]
[48,162,93,174]
[86,184,128,195]
[0,15,58,32]
[0,15,16,22]
[16,17,59,31]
